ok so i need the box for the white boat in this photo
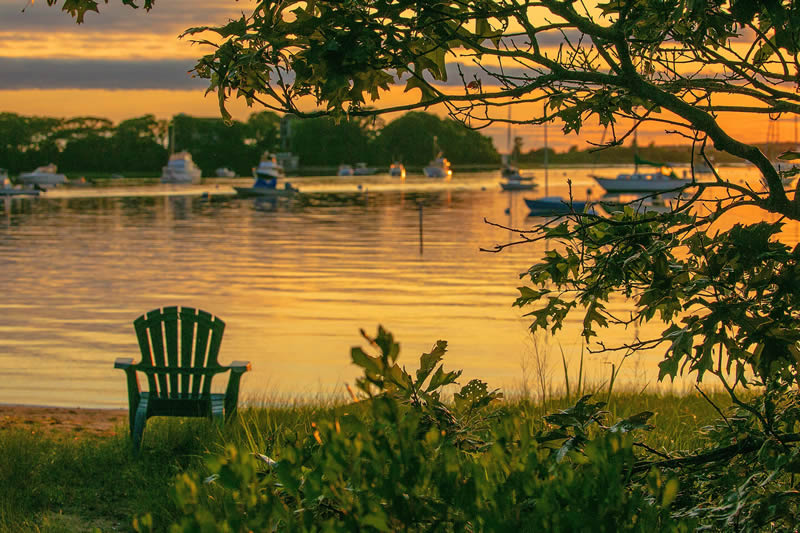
[423,156,452,178]
[389,162,406,178]
[500,165,536,191]
[234,153,297,197]
[161,152,202,184]
[17,163,67,188]
[337,164,354,176]
[592,132,688,194]
[592,168,687,194]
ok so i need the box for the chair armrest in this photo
[229,361,251,373]
[114,357,141,431]
[114,357,135,369]
[224,361,251,421]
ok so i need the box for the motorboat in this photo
[1,169,40,196]
[389,162,406,178]
[525,196,594,216]
[161,152,202,184]
[215,167,236,178]
[423,156,452,178]
[234,153,298,197]
[254,152,286,181]
[17,163,67,188]
[353,162,377,176]
[337,164,354,176]
[500,165,536,191]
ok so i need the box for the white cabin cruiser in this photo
[423,156,452,178]
[161,152,202,184]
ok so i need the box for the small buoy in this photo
[504,207,511,214]
[357,184,363,190]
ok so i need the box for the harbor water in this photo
[0,166,776,407]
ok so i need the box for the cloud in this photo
[0,0,249,34]
[0,57,205,90]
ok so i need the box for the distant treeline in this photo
[0,111,500,177]
[514,139,791,167]
[2,109,780,177]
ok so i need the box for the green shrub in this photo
[167,327,692,532]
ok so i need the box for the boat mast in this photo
[506,106,512,164]
[169,118,176,155]
[544,118,549,197]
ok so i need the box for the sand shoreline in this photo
[0,404,127,438]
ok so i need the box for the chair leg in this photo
[132,396,149,452]
[211,396,225,427]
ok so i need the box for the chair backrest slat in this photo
[146,309,169,396]
[133,306,226,400]
[133,315,159,396]
[179,307,197,398]
[162,306,180,399]
[192,318,210,395]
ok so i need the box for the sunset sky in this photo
[1,0,797,154]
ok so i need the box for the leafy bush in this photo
[165,327,690,532]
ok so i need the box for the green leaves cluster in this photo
[517,212,800,389]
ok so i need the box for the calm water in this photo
[0,166,765,408]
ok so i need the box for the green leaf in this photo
[609,411,654,433]
[351,347,382,376]
[404,76,438,101]
[426,364,462,392]
[416,340,447,387]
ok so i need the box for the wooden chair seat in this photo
[114,306,250,451]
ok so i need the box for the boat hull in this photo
[234,186,298,198]
[592,174,687,194]
[525,197,592,215]
[17,173,67,187]
[161,169,202,184]
[423,167,449,178]
[500,182,536,191]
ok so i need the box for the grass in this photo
[0,389,733,533]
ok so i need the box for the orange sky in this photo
[0,0,797,154]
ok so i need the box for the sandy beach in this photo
[0,404,127,438]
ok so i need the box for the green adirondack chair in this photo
[114,306,251,451]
